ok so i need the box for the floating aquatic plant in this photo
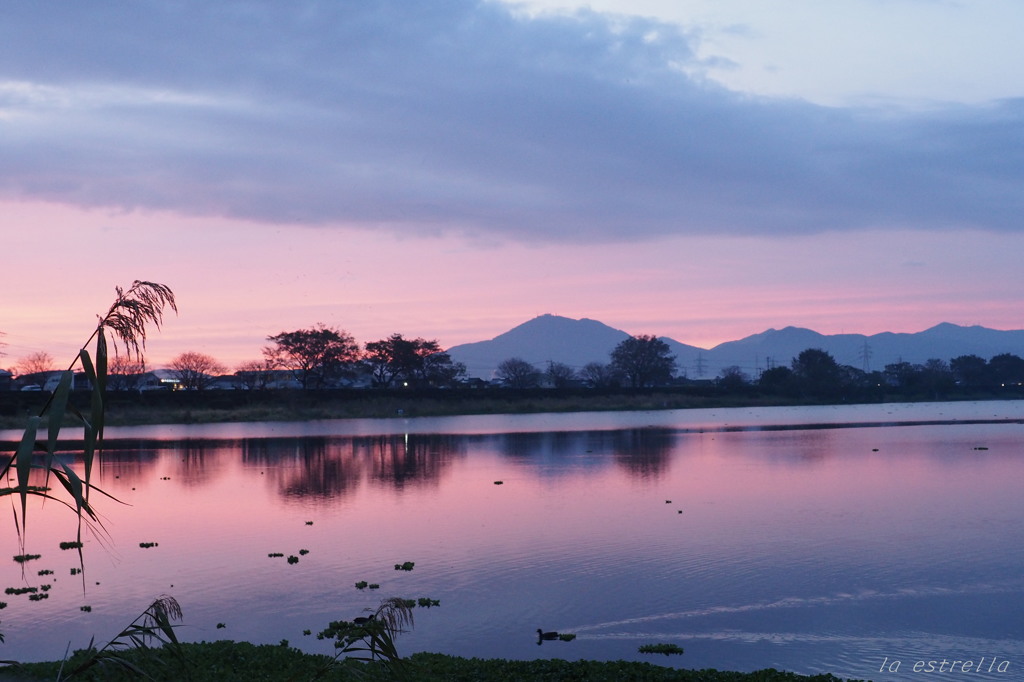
[303,629,311,636]
[638,643,684,656]
[60,541,84,550]
[268,552,284,558]
[13,554,42,563]
[287,555,299,564]
[0,601,6,609]
[81,605,92,612]
[494,481,503,485]
[5,587,37,595]
[139,542,159,548]
[216,623,226,629]
[28,593,49,601]
[299,549,309,556]
[558,633,576,641]
[38,569,54,576]
[70,567,81,575]
[394,561,415,571]
[368,584,380,589]
[417,598,440,608]
[305,521,313,525]
[355,581,369,589]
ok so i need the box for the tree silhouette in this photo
[496,357,540,388]
[170,351,226,390]
[610,335,675,388]
[265,324,359,389]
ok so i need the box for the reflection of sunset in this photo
[3,415,1023,677]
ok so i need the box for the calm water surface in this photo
[2,401,1023,681]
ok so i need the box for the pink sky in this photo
[4,199,1022,370]
[2,2,1023,373]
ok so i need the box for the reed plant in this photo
[0,281,175,552]
[55,595,186,680]
[315,597,416,679]
[0,281,174,656]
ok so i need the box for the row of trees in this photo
[190,326,466,390]
[495,335,677,389]
[9,322,1024,397]
[747,348,1024,399]
[103,330,678,391]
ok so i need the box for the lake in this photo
[2,401,1023,680]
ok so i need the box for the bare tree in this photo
[544,361,577,388]
[235,358,276,390]
[108,354,147,391]
[579,362,621,389]
[495,357,540,388]
[170,351,226,390]
[717,365,749,390]
[16,351,55,376]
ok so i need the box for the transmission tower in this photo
[859,340,872,373]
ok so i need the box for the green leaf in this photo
[14,417,41,538]
[46,370,75,456]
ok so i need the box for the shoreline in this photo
[1,395,1021,450]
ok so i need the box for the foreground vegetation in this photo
[4,643,866,681]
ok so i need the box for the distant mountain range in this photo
[446,314,1024,380]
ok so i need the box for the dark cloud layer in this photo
[1,0,1021,242]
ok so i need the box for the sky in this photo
[2,0,1023,371]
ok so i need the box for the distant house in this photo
[138,369,182,391]
[0,369,12,391]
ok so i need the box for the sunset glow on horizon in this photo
[2,1,1023,371]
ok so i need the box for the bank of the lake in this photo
[2,385,1018,430]
[3,643,863,681]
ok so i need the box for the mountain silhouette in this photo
[447,314,632,379]
[446,316,1024,380]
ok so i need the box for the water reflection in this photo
[2,407,1022,682]
[488,428,676,478]
[610,428,675,477]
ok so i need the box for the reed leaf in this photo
[13,417,40,541]
[78,349,99,471]
[46,370,74,456]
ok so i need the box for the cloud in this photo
[0,0,1021,243]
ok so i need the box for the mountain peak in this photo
[446,316,1024,380]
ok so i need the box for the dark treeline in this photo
[744,348,1024,402]
[5,329,1023,421]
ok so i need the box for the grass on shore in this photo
[0,391,798,431]
[3,642,867,681]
